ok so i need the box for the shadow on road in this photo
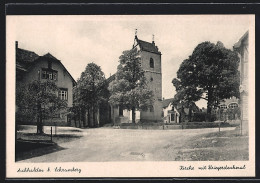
[15,140,66,162]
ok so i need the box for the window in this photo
[119,106,123,116]
[219,104,227,109]
[59,88,68,100]
[150,106,154,112]
[42,70,47,79]
[229,103,238,109]
[41,69,58,81]
[171,113,175,121]
[150,77,153,82]
[150,58,154,68]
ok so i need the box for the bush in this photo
[193,112,217,122]
[193,112,207,122]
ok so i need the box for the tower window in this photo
[150,58,154,68]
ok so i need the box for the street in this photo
[17,126,246,162]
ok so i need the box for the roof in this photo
[162,98,174,108]
[106,73,116,83]
[16,62,27,72]
[135,36,161,55]
[233,31,249,50]
[16,48,39,63]
[16,43,76,86]
[42,53,59,60]
[219,96,239,106]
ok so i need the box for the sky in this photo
[8,15,253,108]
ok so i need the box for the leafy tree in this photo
[73,63,107,127]
[16,80,67,133]
[109,48,154,123]
[172,41,240,121]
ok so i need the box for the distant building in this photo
[108,34,163,124]
[162,98,180,123]
[16,41,76,124]
[218,96,239,110]
[234,31,249,134]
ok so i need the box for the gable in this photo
[31,55,76,86]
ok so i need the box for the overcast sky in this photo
[8,15,253,108]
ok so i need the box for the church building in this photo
[109,34,163,124]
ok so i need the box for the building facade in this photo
[162,98,180,123]
[16,41,76,125]
[133,35,163,122]
[234,31,249,134]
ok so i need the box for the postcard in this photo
[6,15,255,178]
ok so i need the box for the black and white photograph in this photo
[6,14,255,177]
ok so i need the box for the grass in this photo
[174,128,248,161]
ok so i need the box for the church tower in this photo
[133,33,162,122]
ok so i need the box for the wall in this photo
[139,50,162,122]
[22,59,74,107]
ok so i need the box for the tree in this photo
[73,63,107,127]
[109,48,154,123]
[172,41,240,121]
[16,80,67,133]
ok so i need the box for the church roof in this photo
[107,73,116,83]
[135,36,161,55]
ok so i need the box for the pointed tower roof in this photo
[134,35,161,55]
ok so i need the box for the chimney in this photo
[15,41,18,49]
[152,34,155,45]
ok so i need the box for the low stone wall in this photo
[17,120,70,127]
[120,121,238,130]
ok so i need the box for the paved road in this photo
[19,127,236,162]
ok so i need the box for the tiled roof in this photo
[162,98,173,108]
[107,74,116,83]
[16,62,27,71]
[16,48,39,63]
[42,53,59,60]
[135,36,161,55]
[16,43,76,86]
[219,97,239,106]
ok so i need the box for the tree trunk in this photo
[188,104,192,122]
[206,90,213,122]
[82,108,86,127]
[78,108,82,128]
[87,107,90,127]
[37,103,43,134]
[93,105,96,127]
[132,107,136,124]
